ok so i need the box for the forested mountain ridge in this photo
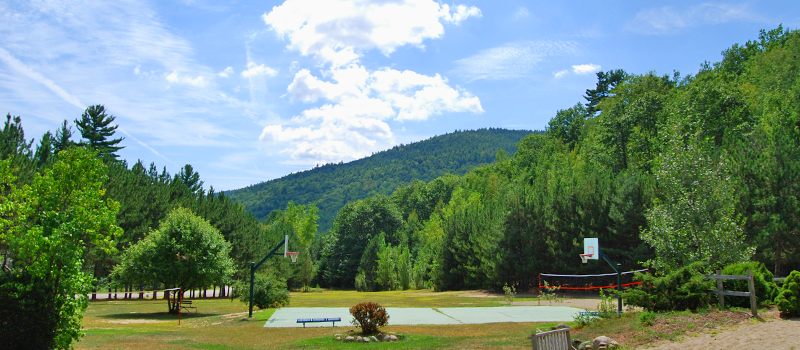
[226,128,534,231]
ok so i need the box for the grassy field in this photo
[77,290,557,350]
[77,289,756,349]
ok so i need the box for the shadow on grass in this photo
[99,312,221,320]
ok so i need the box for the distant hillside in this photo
[227,128,534,231]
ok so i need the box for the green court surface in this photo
[265,306,581,328]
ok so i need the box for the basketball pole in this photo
[597,249,623,313]
[249,235,288,318]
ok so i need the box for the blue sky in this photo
[1,0,797,191]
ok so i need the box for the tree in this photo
[0,147,122,349]
[53,120,75,154]
[641,126,754,272]
[75,105,124,159]
[176,164,204,195]
[112,207,234,313]
[584,69,628,116]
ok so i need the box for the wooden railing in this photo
[530,327,571,350]
[705,270,757,317]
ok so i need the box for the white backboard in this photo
[583,238,599,260]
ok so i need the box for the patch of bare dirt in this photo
[513,298,602,310]
[641,310,800,349]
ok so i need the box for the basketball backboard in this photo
[583,238,599,260]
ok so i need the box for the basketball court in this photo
[264,306,582,328]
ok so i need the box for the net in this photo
[286,252,299,263]
[539,269,648,290]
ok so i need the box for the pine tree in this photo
[75,105,124,159]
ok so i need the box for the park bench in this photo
[529,327,572,350]
[296,317,341,328]
[180,300,197,313]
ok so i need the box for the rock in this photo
[389,335,398,342]
[356,336,362,342]
[609,340,619,348]
[379,334,390,342]
[334,336,341,340]
[344,336,354,342]
[572,339,583,348]
[593,336,613,350]
[555,323,570,329]
[578,340,593,350]
[370,336,378,342]
[363,337,370,343]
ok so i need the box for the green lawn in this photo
[77,290,551,350]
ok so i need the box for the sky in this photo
[1,0,797,191]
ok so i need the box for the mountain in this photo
[227,128,534,231]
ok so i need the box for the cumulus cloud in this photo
[263,65,482,162]
[263,0,481,66]
[572,64,601,75]
[554,69,569,78]
[218,66,233,77]
[165,70,208,87]
[452,41,580,81]
[260,0,484,164]
[625,3,764,35]
[241,62,277,78]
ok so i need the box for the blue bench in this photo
[296,317,341,328]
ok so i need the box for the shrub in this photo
[720,261,778,307]
[349,302,389,334]
[0,271,60,350]
[231,273,290,309]
[775,270,800,317]
[622,261,714,311]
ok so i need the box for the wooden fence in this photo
[704,270,757,317]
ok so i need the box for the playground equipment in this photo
[580,238,623,313]
[249,235,297,318]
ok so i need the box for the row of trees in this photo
[1,105,310,348]
[302,26,800,292]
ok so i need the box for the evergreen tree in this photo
[53,120,75,154]
[75,105,124,159]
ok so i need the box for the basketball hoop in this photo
[580,254,593,264]
[286,252,299,263]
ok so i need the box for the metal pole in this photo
[616,263,622,313]
[248,262,255,318]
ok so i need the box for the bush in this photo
[349,302,389,334]
[720,261,778,307]
[775,270,800,317]
[622,261,714,311]
[0,271,60,350]
[231,273,290,309]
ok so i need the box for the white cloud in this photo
[572,64,601,75]
[241,62,278,78]
[218,66,234,77]
[264,65,482,163]
[263,0,481,67]
[513,7,530,20]
[554,70,569,78]
[0,45,84,109]
[452,41,580,81]
[625,3,764,35]
[166,71,208,87]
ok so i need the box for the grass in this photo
[76,289,758,349]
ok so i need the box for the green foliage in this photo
[502,283,516,305]
[227,129,531,231]
[641,125,753,271]
[538,281,561,306]
[775,270,800,316]
[75,105,124,160]
[622,262,714,312]
[321,195,403,288]
[112,207,234,311]
[0,147,122,349]
[230,273,289,309]
[638,311,657,326]
[0,271,59,350]
[720,261,778,307]
[349,302,389,335]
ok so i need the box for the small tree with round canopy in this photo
[112,207,234,313]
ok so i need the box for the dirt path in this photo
[641,313,800,350]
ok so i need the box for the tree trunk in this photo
[775,236,783,277]
[139,282,144,299]
[92,263,98,301]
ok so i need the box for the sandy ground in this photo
[641,314,800,350]
[513,299,603,310]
